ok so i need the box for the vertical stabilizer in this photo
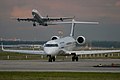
[70,19,75,37]
[1,43,4,51]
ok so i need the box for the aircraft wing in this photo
[42,17,74,21]
[2,45,45,55]
[16,18,36,22]
[66,50,120,55]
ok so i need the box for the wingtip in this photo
[1,43,4,51]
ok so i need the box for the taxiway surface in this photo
[0,59,120,72]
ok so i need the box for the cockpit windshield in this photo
[45,44,58,47]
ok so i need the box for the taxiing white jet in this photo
[15,9,74,26]
[2,19,120,62]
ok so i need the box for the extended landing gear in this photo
[47,55,55,62]
[71,53,78,61]
[33,22,36,26]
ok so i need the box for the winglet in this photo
[70,19,75,37]
[1,43,4,51]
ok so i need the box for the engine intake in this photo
[51,36,60,40]
[76,36,85,44]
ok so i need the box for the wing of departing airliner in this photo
[2,45,45,55]
[16,18,36,22]
[42,17,74,21]
[66,50,120,55]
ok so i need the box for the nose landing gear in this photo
[33,22,36,26]
[47,55,55,62]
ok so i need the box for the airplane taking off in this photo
[2,19,120,62]
[15,9,74,26]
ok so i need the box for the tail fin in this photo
[70,19,99,37]
[49,19,99,37]
[70,19,75,37]
[1,43,4,51]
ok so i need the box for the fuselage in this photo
[32,9,47,26]
[44,36,76,55]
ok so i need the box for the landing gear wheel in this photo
[48,55,56,62]
[72,54,78,62]
[72,56,75,61]
[33,23,36,26]
[76,56,78,61]
[52,56,55,62]
[49,58,52,62]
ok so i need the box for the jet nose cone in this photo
[44,47,59,55]
[44,40,59,55]
[32,9,38,13]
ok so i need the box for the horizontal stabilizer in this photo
[51,19,99,24]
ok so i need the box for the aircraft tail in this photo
[70,19,99,37]
[50,19,99,37]
[1,43,4,51]
[70,19,75,37]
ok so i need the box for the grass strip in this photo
[0,72,120,80]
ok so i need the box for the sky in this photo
[0,0,120,41]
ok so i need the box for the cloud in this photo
[1,0,120,41]
[10,7,32,17]
[115,0,120,7]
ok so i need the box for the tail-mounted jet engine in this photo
[76,36,85,44]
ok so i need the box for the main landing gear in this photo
[33,22,36,26]
[47,55,55,62]
[47,54,78,62]
[71,53,78,61]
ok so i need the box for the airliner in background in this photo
[15,9,74,26]
[2,19,120,62]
